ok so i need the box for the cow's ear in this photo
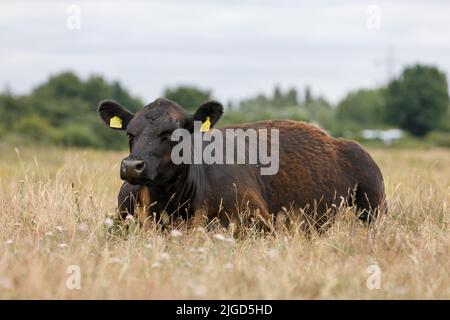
[192,101,223,131]
[98,100,134,131]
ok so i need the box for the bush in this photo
[426,131,450,148]
[163,86,211,111]
[58,125,102,148]
[14,115,59,143]
[336,88,386,127]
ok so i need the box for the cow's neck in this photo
[149,164,206,219]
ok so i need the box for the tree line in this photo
[0,64,449,149]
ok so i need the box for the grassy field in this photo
[0,144,448,299]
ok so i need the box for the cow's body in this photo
[117,119,386,227]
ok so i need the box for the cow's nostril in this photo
[135,161,145,172]
[121,159,146,181]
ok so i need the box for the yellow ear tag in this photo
[109,116,123,129]
[200,116,211,132]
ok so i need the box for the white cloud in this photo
[1,0,449,104]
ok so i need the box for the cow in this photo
[98,98,386,230]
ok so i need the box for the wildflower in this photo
[190,247,207,254]
[265,248,279,260]
[109,257,122,264]
[190,284,207,297]
[77,223,88,232]
[170,229,183,238]
[224,237,235,244]
[103,217,114,228]
[5,239,13,245]
[213,234,225,241]
[194,226,206,233]
[197,247,207,254]
[224,262,234,270]
[0,277,13,289]
[159,252,170,261]
[213,234,234,244]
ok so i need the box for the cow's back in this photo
[218,120,361,214]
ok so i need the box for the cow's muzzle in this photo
[120,158,146,181]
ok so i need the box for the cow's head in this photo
[98,98,223,185]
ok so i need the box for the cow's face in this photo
[98,98,223,186]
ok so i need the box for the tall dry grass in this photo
[0,144,448,299]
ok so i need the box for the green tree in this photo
[239,93,270,110]
[385,64,449,137]
[0,89,22,132]
[271,85,298,107]
[0,70,143,149]
[304,85,312,104]
[273,85,283,107]
[336,88,386,127]
[304,97,334,128]
[14,115,59,142]
[163,86,212,111]
[285,87,298,106]
[33,71,83,99]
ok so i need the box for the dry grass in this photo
[0,144,449,299]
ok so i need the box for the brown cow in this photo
[98,98,386,229]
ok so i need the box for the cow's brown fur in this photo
[118,120,386,229]
[100,98,386,230]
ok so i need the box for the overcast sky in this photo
[1,0,450,105]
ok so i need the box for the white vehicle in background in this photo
[362,129,403,145]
